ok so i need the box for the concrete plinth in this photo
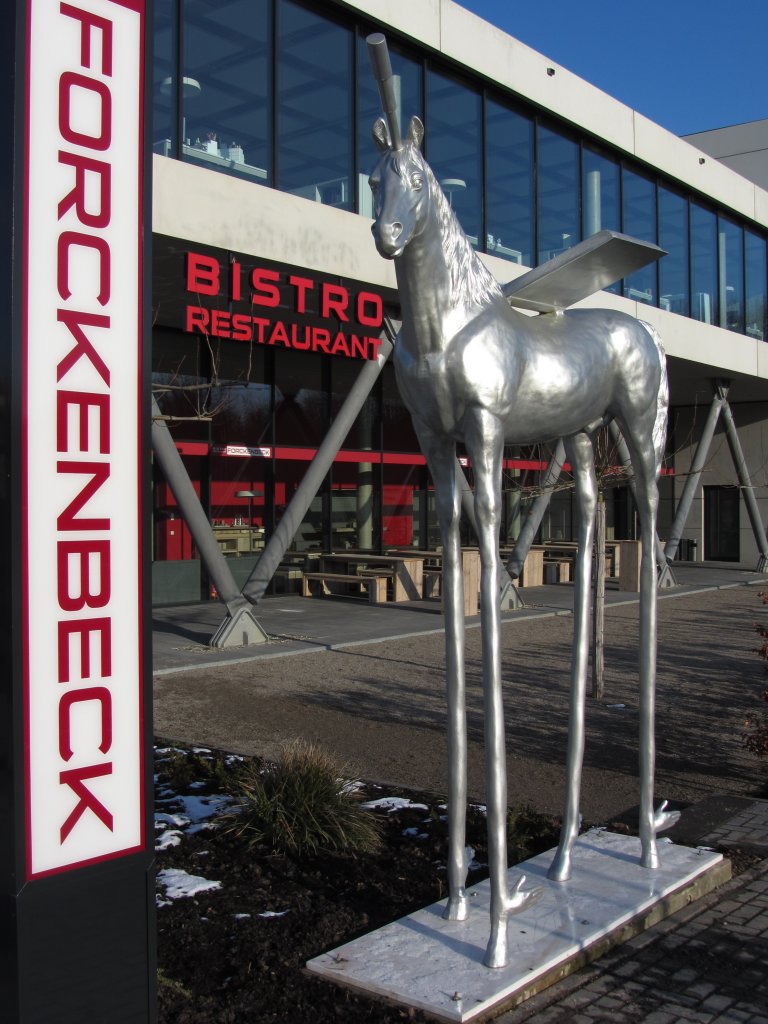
[307,830,726,1023]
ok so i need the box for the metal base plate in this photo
[307,830,724,1023]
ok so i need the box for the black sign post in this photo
[1,1,155,1020]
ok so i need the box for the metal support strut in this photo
[238,322,397,606]
[151,396,269,648]
[663,382,727,565]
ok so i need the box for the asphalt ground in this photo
[153,565,768,825]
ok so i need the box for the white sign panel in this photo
[23,0,145,877]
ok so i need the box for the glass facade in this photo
[537,125,581,264]
[621,168,657,305]
[485,98,534,265]
[425,69,483,248]
[154,0,768,343]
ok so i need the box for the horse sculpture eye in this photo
[411,174,423,191]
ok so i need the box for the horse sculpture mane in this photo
[424,161,504,309]
[367,34,678,971]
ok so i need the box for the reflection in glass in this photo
[659,187,689,317]
[277,0,353,210]
[182,0,272,182]
[426,69,482,246]
[153,0,176,154]
[382,364,419,452]
[622,168,657,305]
[536,125,580,264]
[152,328,210,442]
[745,230,767,340]
[274,349,326,446]
[718,216,744,333]
[485,98,534,266]
[582,147,619,237]
[356,37,421,217]
[691,203,718,325]
[210,344,271,448]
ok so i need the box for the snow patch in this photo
[361,797,428,813]
[157,868,222,901]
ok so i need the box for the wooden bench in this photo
[301,571,392,605]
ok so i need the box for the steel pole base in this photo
[657,562,677,589]
[756,554,768,574]
[499,580,525,610]
[210,600,269,649]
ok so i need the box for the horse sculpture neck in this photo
[391,160,507,358]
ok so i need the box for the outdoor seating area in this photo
[296,539,643,610]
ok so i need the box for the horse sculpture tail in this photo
[640,320,669,479]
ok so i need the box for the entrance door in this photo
[703,485,740,561]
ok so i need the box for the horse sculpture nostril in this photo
[391,222,403,239]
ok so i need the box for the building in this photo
[683,119,768,192]
[150,0,768,604]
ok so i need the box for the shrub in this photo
[742,592,768,759]
[225,740,382,857]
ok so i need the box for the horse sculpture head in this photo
[369,115,429,260]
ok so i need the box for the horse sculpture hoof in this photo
[547,847,572,883]
[483,877,544,969]
[483,926,508,970]
[443,892,469,922]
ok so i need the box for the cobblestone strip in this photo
[494,857,768,1024]
[702,799,768,854]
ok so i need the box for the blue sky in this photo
[459,0,767,136]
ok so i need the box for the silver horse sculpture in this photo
[367,36,678,970]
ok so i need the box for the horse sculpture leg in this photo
[620,422,679,867]
[548,432,597,883]
[466,410,543,968]
[418,429,470,922]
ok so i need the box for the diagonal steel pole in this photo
[663,382,727,564]
[151,395,268,646]
[239,321,397,605]
[719,395,768,571]
[506,439,565,578]
[607,420,676,587]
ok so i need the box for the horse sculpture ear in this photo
[407,116,424,150]
[372,117,391,153]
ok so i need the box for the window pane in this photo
[210,345,271,448]
[718,216,744,333]
[745,229,767,340]
[582,147,619,237]
[536,124,580,264]
[382,363,419,452]
[277,0,353,210]
[356,37,422,217]
[691,203,718,325]
[153,0,176,155]
[486,97,533,266]
[659,187,689,316]
[183,0,272,183]
[274,349,326,446]
[330,358,379,452]
[426,69,482,246]
[622,168,657,305]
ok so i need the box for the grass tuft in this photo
[225,740,382,857]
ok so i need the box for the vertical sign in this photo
[23,0,145,874]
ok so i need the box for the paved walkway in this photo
[152,563,766,674]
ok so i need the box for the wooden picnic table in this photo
[387,548,480,616]
[315,552,425,602]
